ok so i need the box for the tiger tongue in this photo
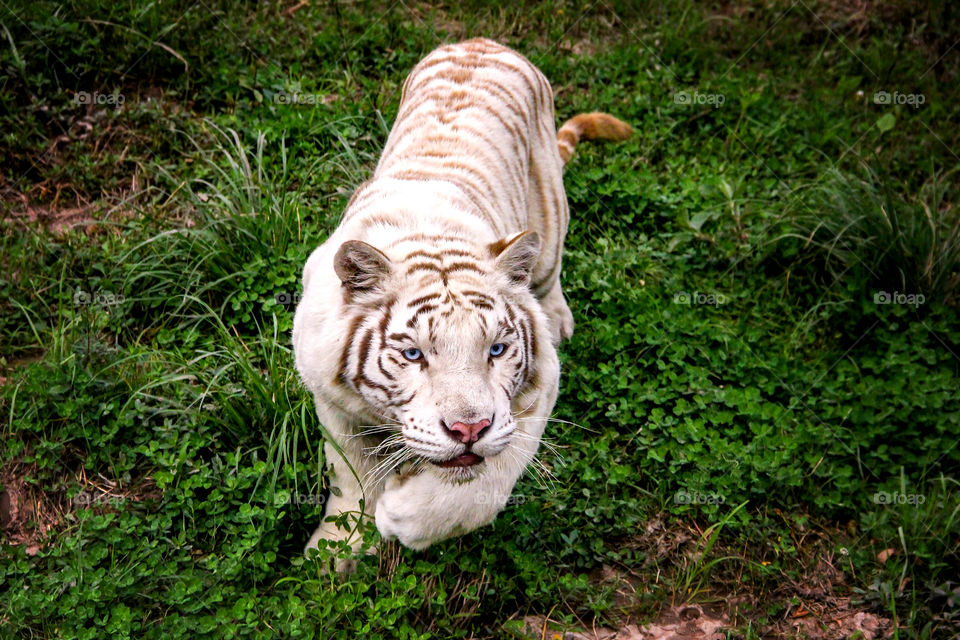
[435,453,484,468]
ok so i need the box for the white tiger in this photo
[292,38,631,569]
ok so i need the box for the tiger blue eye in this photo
[402,347,423,362]
[489,343,506,357]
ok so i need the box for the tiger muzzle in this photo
[442,418,491,444]
[431,417,493,468]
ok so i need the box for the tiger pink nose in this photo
[444,419,491,444]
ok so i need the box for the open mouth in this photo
[433,453,484,468]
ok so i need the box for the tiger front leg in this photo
[304,440,381,572]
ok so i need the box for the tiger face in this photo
[333,231,546,480]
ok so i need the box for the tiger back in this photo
[292,38,631,566]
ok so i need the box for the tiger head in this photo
[331,231,553,480]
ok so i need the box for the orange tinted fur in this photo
[556,112,633,163]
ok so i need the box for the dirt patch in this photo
[767,603,890,639]
[514,599,890,640]
[704,0,959,81]
[0,461,72,555]
[2,88,187,234]
[3,197,143,236]
[758,533,892,638]
[5,200,105,235]
[515,604,727,640]
[0,457,159,554]
[625,516,696,568]
[400,2,468,40]
[508,512,894,640]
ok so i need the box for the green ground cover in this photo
[1,1,958,637]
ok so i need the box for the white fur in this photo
[293,39,571,569]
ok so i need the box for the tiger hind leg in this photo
[540,282,574,344]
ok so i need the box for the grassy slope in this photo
[1,1,959,638]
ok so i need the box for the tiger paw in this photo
[304,533,370,574]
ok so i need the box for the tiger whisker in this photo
[526,458,558,493]
[506,443,555,493]
[515,416,596,433]
[520,440,560,484]
[363,434,406,456]
[499,440,553,491]
[389,450,423,483]
[345,430,398,441]
[343,423,403,440]
[362,447,413,488]
[510,394,540,418]
[366,456,406,490]
[506,432,567,463]
[500,445,539,490]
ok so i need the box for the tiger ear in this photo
[334,240,392,297]
[489,231,541,287]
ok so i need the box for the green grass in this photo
[2,1,959,638]
[779,165,960,304]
